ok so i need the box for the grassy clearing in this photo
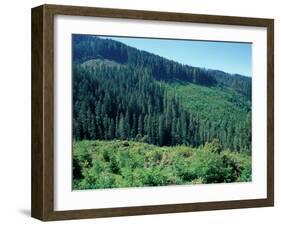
[73,139,251,190]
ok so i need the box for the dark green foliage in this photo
[72,35,252,189]
[165,82,252,152]
[73,158,83,180]
[173,157,195,181]
[73,140,251,189]
[187,149,226,183]
[72,35,251,153]
[73,35,251,97]
[72,61,251,152]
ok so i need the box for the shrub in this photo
[237,157,252,182]
[72,140,252,190]
[238,167,251,182]
[135,134,143,142]
[102,149,111,162]
[141,135,149,143]
[144,167,174,186]
[189,149,226,183]
[109,155,120,174]
[220,150,240,182]
[93,172,116,189]
[204,139,223,154]
[173,157,195,182]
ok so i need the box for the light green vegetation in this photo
[72,35,252,190]
[73,139,251,190]
[165,81,251,123]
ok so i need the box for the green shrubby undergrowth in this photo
[73,139,251,190]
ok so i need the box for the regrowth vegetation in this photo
[73,140,251,189]
[72,35,252,189]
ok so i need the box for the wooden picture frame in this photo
[31,4,274,221]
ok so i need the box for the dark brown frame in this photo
[31,4,274,221]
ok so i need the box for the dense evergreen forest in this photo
[73,35,252,99]
[72,35,252,153]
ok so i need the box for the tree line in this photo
[73,35,252,99]
[73,63,251,152]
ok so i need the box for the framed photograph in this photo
[31,4,274,221]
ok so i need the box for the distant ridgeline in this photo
[72,35,252,153]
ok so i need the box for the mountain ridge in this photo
[73,35,251,99]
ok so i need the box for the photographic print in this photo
[72,35,252,190]
[32,5,274,220]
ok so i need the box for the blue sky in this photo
[100,36,252,77]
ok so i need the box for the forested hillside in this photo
[73,35,252,98]
[72,35,252,153]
